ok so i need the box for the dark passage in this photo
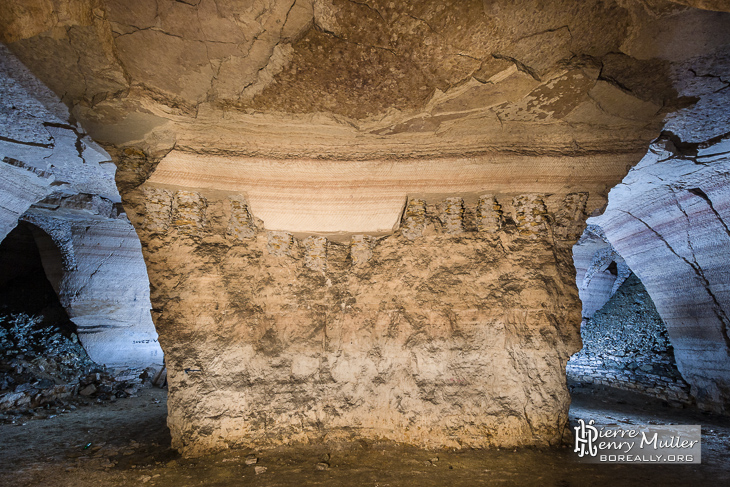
[568,273,691,406]
[0,222,74,335]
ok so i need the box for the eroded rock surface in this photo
[592,138,730,413]
[573,225,631,319]
[123,191,583,455]
[1,0,705,164]
[589,33,730,412]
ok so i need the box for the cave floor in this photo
[1,383,729,487]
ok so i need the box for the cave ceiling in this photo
[2,0,730,233]
[4,0,727,154]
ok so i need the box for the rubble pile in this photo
[568,274,692,406]
[0,312,162,424]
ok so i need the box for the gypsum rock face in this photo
[123,186,584,456]
[0,45,117,242]
[573,225,632,319]
[20,208,162,368]
[0,45,162,368]
[592,138,730,413]
[227,196,256,241]
[590,39,730,413]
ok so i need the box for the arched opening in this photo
[0,222,75,342]
[0,221,106,413]
[568,269,691,406]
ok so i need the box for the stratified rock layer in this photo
[125,191,583,455]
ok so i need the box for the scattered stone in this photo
[79,384,97,396]
[254,465,267,475]
[244,454,258,465]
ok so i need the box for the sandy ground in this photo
[1,383,729,487]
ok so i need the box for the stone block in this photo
[476,195,503,233]
[553,192,589,240]
[143,188,173,233]
[401,199,426,240]
[304,236,327,272]
[512,194,548,235]
[267,231,294,256]
[172,191,207,235]
[227,196,256,240]
[350,234,375,265]
[440,197,464,234]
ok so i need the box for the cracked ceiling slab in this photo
[0,0,728,233]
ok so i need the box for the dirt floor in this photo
[1,383,729,487]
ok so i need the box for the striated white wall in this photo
[0,45,162,369]
[592,142,730,413]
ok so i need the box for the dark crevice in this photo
[657,130,700,158]
[687,187,730,240]
[688,68,730,91]
[0,135,52,149]
[349,0,386,23]
[315,25,396,55]
[513,25,572,43]
[42,122,86,163]
[655,130,730,164]
[2,157,53,178]
[403,13,436,34]
[491,53,540,82]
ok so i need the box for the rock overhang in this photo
[4,0,720,198]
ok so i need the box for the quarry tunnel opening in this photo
[0,221,77,342]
